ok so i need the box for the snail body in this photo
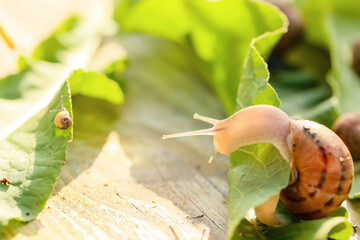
[163,105,354,224]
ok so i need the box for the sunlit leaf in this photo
[117,0,287,114]
[69,69,124,105]
[0,61,73,227]
[116,0,190,43]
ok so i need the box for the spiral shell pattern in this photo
[280,119,354,219]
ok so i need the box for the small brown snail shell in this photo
[54,110,72,129]
[50,95,73,130]
[163,105,354,225]
[353,39,360,77]
[332,112,360,162]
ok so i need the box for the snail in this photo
[163,105,354,225]
[353,39,360,77]
[332,112,360,162]
[50,95,73,130]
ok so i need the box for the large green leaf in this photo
[0,62,73,227]
[187,0,287,113]
[228,144,290,239]
[116,0,190,43]
[116,0,287,114]
[266,206,352,240]
[69,69,124,105]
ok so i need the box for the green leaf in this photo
[228,144,290,239]
[236,46,281,110]
[69,69,124,105]
[188,0,287,113]
[327,207,353,240]
[0,61,73,227]
[264,216,351,240]
[116,0,190,43]
[104,58,128,92]
[325,13,360,114]
[117,0,288,114]
[264,207,352,240]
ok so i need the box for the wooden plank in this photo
[2,36,229,240]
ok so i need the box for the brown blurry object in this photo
[333,112,360,161]
[353,39,360,77]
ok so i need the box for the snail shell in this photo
[281,119,354,219]
[332,112,360,162]
[54,110,72,129]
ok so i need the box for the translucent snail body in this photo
[163,105,354,225]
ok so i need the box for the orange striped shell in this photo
[280,119,354,219]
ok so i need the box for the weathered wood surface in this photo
[1,30,230,239]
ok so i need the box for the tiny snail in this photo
[50,95,72,130]
[353,39,360,77]
[163,105,354,225]
[332,112,360,162]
